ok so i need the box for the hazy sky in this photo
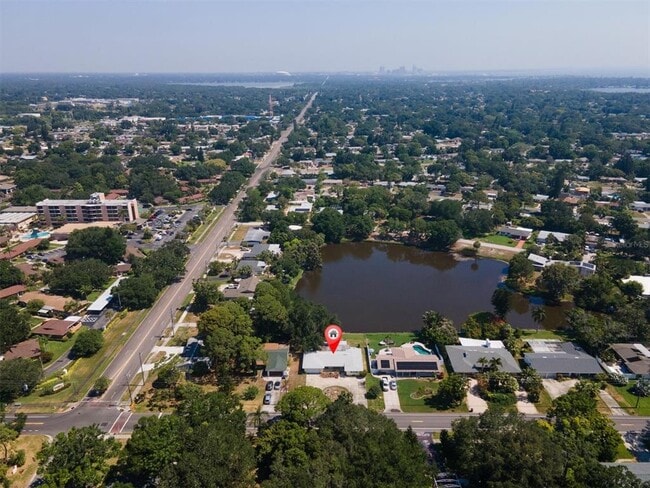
[1,0,648,74]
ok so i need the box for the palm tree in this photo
[476,357,490,373]
[488,357,503,372]
[531,307,546,332]
[249,406,267,432]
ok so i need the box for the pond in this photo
[296,242,571,333]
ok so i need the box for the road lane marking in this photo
[119,412,133,434]
[25,422,43,425]
[108,411,125,434]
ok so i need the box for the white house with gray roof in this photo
[523,341,602,378]
[445,345,521,374]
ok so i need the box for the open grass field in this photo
[345,332,417,355]
[4,435,47,487]
[397,378,468,413]
[42,339,72,365]
[480,234,518,247]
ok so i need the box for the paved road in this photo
[18,408,650,437]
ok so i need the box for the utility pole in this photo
[170,307,175,337]
[138,353,145,385]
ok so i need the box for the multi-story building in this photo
[36,193,139,226]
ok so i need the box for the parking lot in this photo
[126,205,201,250]
[261,377,286,413]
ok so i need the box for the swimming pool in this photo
[412,344,432,355]
[20,230,51,241]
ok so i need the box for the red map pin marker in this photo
[324,324,343,353]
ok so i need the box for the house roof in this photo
[537,230,570,242]
[87,277,125,313]
[610,343,650,376]
[0,284,27,300]
[376,344,441,373]
[222,276,261,299]
[622,276,650,296]
[445,345,521,374]
[523,342,602,375]
[20,291,70,311]
[32,319,79,338]
[241,243,281,260]
[243,228,270,243]
[3,338,41,360]
[302,342,364,373]
[265,348,289,373]
[0,239,42,260]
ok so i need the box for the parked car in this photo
[265,381,274,391]
[389,380,397,391]
[381,376,389,392]
[263,393,272,405]
[273,380,281,390]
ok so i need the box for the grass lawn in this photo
[17,310,147,412]
[42,339,72,365]
[616,442,635,460]
[5,435,47,488]
[480,234,518,247]
[86,277,118,302]
[288,269,304,289]
[167,326,198,347]
[609,382,650,415]
[397,378,468,413]
[365,374,385,412]
[519,329,567,341]
[230,225,249,242]
[188,206,223,245]
[345,332,417,355]
[534,387,554,414]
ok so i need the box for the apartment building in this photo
[36,193,139,226]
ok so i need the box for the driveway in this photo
[306,375,368,406]
[466,379,488,413]
[515,390,539,414]
[542,379,578,399]
[383,380,401,412]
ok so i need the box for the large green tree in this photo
[0,261,23,289]
[37,425,120,488]
[65,227,126,265]
[418,310,458,348]
[199,302,261,380]
[536,263,580,304]
[0,358,41,402]
[0,300,31,353]
[311,207,345,243]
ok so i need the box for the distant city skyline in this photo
[0,0,648,75]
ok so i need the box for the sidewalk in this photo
[599,390,628,416]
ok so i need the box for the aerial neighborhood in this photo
[0,72,648,487]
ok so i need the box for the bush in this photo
[93,376,111,395]
[8,449,25,467]
[607,373,629,387]
[242,385,259,401]
[366,384,382,400]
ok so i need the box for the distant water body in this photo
[590,88,650,93]
[296,242,571,333]
[172,82,295,89]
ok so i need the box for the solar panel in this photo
[396,361,439,371]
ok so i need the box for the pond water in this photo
[296,242,571,333]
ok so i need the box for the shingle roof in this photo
[524,343,602,375]
[445,346,521,374]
